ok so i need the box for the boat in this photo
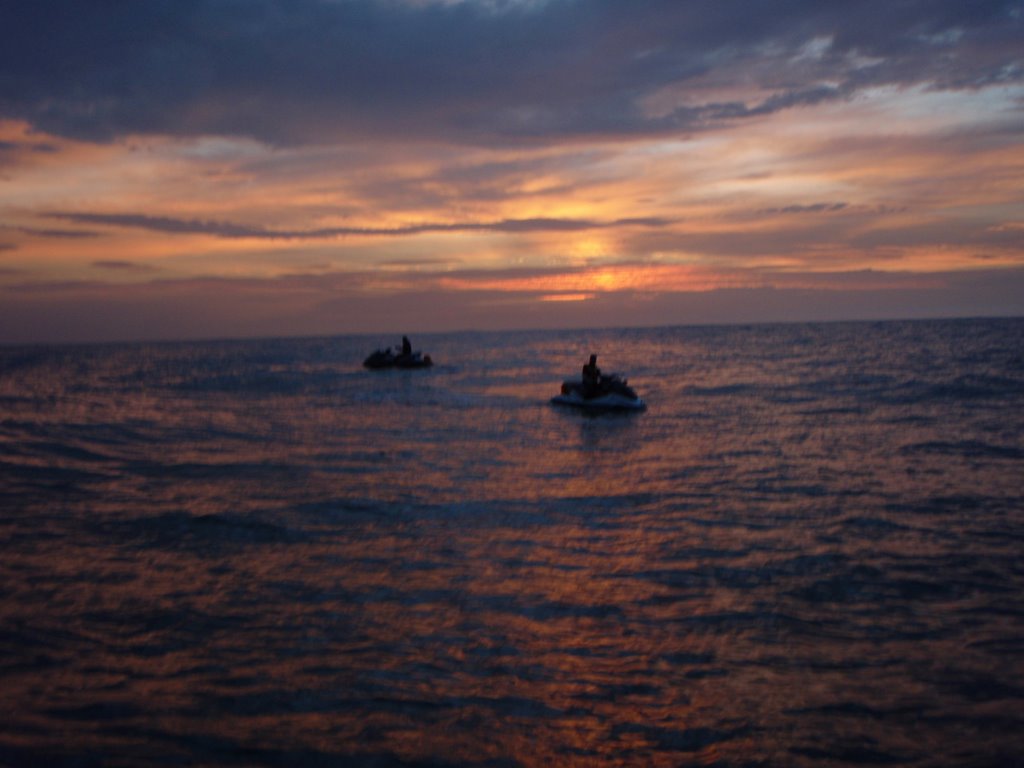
[550,373,646,411]
[363,348,433,369]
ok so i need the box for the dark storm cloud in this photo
[2,0,1021,146]
[49,211,671,239]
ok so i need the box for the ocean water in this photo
[1,318,1023,767]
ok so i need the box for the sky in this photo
[1,0,1023,343]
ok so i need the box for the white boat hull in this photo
[550,391,646,411]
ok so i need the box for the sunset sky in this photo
[2,0,1023,343]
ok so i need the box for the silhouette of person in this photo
[582,353,601,396]
[401,336,412,356]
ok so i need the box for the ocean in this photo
[1,318,1022,767]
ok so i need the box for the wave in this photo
[900,440,1024,460]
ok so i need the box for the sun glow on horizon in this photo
[435,263,752,295]
[539,292,595,302]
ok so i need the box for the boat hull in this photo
[550,379,646,411]
[550,392,646,411]
[363,350,433,369]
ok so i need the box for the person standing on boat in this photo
[401,336,412,356]
[582,353,601,397]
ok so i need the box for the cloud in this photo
[1,0,1020,146]
[2,1,1021,344]
[91,260,157,271]
[758,203,849,215]
[379,257,462,267]
[0,137,59,166]
[49,211,672,240]
[19,227,99,239]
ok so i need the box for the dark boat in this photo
[363,348,433,369]
[551,373,645,411]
